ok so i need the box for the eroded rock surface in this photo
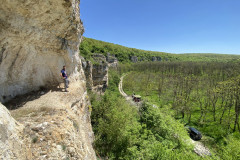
[7,82,96,159]
[82,59,93,90]
[91,54,108,92]
[82,54,109,93]
[0,0,84,103]
[107,52,118,68]
[0,103,26,159]
[0,0,96,159]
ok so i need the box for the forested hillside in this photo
[83,37,240,159]
[80,37,240,63]
[80,37,174,62]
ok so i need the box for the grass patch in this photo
[32,136,38,143]
[11,106,54,120]
[11,108,37,120]
[73,120,79,131]
[61,143,67,151]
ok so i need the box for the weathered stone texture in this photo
[92,54,108,92]
[0,0,84,103]
[82,59,93,90]
[0,103,26,159]
[0,0,97,159]
[107,52,118,67]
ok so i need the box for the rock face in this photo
[0,0,97,159]
[152,56,162,62]
[0,0,84,103]
[92,54,108,92]
[82,54,109,93]
[83,60,94,90]
[0,103,25,159]
[131,56,138,63]
[107,52,118,67]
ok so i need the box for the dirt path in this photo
[119,74,128,98]
[191,139,212,157]
[119,74,212,157]
[2,81,97,159]
[119,74,139,106]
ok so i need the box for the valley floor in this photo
[119,73,212,158]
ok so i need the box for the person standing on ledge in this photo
[61,65,69,92]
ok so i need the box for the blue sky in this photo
[80,0,240,54]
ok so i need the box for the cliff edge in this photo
[0,0,96,159]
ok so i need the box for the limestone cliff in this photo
[107,53,118,68]
[0,0,96,159]
[0,0,84,103]
[82,54,109,93]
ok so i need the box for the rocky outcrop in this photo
[107,52,118,68]
[0,103,26,159]
[82,54,109,93]
[131,56,138,63]
[0,0,84,103]
[92,54,108,92]
[152,56,162,62]
[83,59,93,90]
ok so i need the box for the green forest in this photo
[81,37,240,159]
[122,62,240,159]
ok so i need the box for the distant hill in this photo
[80,37,240,63]
[176,53,240,62]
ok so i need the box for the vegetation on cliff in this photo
[80,37,174,62]
[80,37,240,63]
